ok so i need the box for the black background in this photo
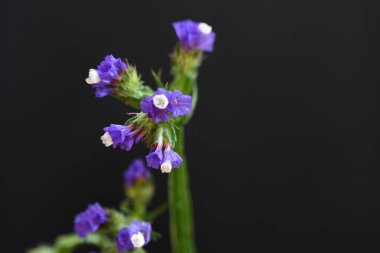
[2,0,380,252]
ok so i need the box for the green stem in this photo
[168,127,197,253]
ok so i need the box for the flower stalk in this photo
[168,127,196,253]
[167,44,204,253]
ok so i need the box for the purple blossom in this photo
[101,124,142,151]
[160,148,183,173]
[173,19,215,52]
[102,124,130,148]
[146,145,183,173]
[169,89,192,117]
[85,55,127,98]
[124,159,151,186]
[141,88,172,123]
[146,145,163,169]
[140,88,192,122]
[74,203,108,238]
[163,148,183,168]
[116,221,152,252]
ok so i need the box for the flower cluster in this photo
[74,203,108,238]
[173,19,216,52]
[29,19,216,253]
[117,221,152,252]
[99,87,190,172]
[124,159,151,187]
[85,55,127,98]
[73,202,152,252]
[141,88,192,123]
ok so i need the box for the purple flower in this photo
[116,221,152,252]
[173,19,215,52]
[74,203,108,238]
[101,124,130,148]
[146,145,163,169]
[146,144,183,173]
[124,159,151,186]
[141,88,172,123]
[141,88,192,122]
[169,89,192,117]
[85,55,127,98]
[160,148,183,173]
[101,124,143,151]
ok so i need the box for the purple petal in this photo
[146,148,163,169]
[163,149,183,168]
[169,89,192,117]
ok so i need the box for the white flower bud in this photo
[160,160,172,173]
[198,22,212,34]
[153,94,169,109]
[131,232,145,248]
[100,132,113,147]
[85,69,101,84]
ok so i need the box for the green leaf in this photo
[151,70,164,88]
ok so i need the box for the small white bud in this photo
[153,94,169,109]
[85,69,100,84]
[160,160,172,173]
[100,132,113,147]
[131,232,145,248]
[198,22,212,34]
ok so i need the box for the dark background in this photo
[2,0,380,252]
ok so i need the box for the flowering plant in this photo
[29,19,215,253]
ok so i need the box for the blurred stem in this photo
[133,200,147,219]
[168,128,196,253]
[146,202,168,221]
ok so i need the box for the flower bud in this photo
[124,159,154,203]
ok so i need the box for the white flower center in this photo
[160,160,172,173]
[100,132,113,147]
[131,232,145,248]
[153,94,169,109]
[198,22,212,34]
[85,69,101,84]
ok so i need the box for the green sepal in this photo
[161,121,178,147]
[113,65,154,109]
[126,179,154,207]
[125,113,156,146]
[169,45,202,95]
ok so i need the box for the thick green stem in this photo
[168,127,197,253]
[167,46,202,253]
